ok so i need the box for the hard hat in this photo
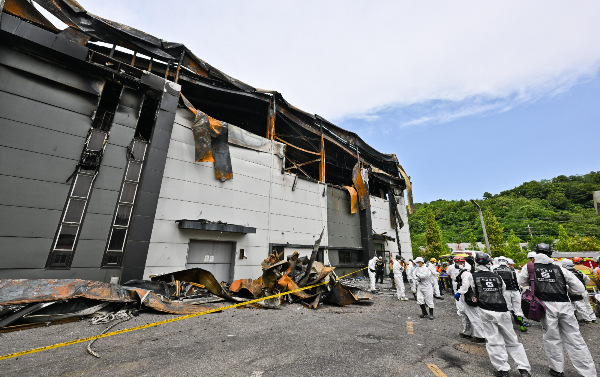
[455,257,466,263]
[475,252,492,265]
[535,243,552,257]
[573,257,583,264]
[396,255,401,260]
[562,259,574,267]
[498,256,508,265]
[506,258,514,265]
[414,257,424,263]
[378,256,382,260]
[527,252,537,259]
[430,258,437,263]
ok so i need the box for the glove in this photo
[416,277,421,283]
[454,292,460,301]
[370,269,375,273]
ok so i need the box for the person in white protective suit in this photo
[518,243,597,377]
[427,258,444,299]
[392,255,408,300]
[454,258,486,343]
[406,260,417,299]
[493,257,528,332]
[368,255,378,292]
[412,257,435,319]
[471,252,532,377]
[562,259,597,324]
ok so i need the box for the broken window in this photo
[102,139,147,267]
[46,82,123,269]
[101,93,159,267]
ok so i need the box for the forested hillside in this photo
[408,171,600,259]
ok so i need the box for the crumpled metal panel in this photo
[394,159,414,215]
[343,185,358,214]
[4,0,58,31]
[0,279,135,305]
[181,94,233,181]
[58,27,91,45]
[277,275,310,299]
[150,268,236,302]
[352,163,369,210]
[126,288,211,315]
[324,282,358,306]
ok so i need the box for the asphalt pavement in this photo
[0,277,598,377]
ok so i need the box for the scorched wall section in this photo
[143,107,329,282]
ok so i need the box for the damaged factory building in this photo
[0,0,414,286]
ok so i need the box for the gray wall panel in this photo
[70,239,107,268]
[107,123,136,148]
[119,88,144,110]
[0,45,103,96]
[86,188,119,216]
[78,213,113,240]
[0,91,92,138]
[0,175,69,211]
[0,268,117,282]
[0,117,85,160]
[93,165,125,192]
[114,103,141,129]
[101,144,128,170]
[0,204,61,238]
[0,237,52,269]
[0,146,76,183]
[327,186,362,248]
[0,65,98,116]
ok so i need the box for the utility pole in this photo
[470,199,491,255]
[526,223,533,238]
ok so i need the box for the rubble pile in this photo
[0,235,369,333]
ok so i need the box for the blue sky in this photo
[37,1,600,203]
[338,73,600,203]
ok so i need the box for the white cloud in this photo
[78,1,600,125]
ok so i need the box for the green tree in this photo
[555,225,572,251]
[467,233,483,251]
[424,210,447,260]
[504,230,527,265]
[483,209,504,257]
[570,235,600,251]
[526,236,555,252]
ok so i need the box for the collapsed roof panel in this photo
[1,0,415,213]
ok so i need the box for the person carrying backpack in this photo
[517,244,596,377]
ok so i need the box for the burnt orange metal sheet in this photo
[277,275,309,299]
[151,268,236,302]
[0,279,135,305]
[352,163,369,210]
[128,289,211,315]
[4,0,59,31]
[343,185,358,214]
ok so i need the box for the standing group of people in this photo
[369,245,597,377]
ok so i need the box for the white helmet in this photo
[498,256,508,266]
[414,257,424,263]
[527,252,536,259]
[506,258,514,265]
[562,259,574,267]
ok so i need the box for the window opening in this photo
[46,81,123,269]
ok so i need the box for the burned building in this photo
[0,0,414,284]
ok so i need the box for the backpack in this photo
[521,262,547,322]
[456,270,479,307]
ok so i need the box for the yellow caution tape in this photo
[0,267,367,361]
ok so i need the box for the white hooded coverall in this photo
[392,260,406,299]
[518,254,597,377]
[406,263,416,294]
[413,265,434,308]
[368,256,377,291]
[428,262,441,296]
[492,265,525,318]
[571,273,597,322]
[457,268,484,338]
[472,265,531,373]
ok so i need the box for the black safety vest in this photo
[494,266,519,291]
[565,266,585,301]
[473,271,508,312]
[533,263,569,302]
[456,270,478,307]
